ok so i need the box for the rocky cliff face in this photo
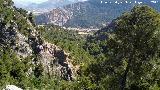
[14,26,77,80]
[27,30,77,80]
[0,11,77,81]
[0,0,83,89]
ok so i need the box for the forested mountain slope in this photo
[1,0,160,89]
[0,0,94,89]
[36,0,160,28]
[14,0,88,11]
[84,5,160,89]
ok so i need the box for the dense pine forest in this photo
[1,0,160,90]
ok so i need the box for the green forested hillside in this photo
[65,0,160,28]
[0,0,95,89]
[37,24,94,66]
[1,0,160,89]
[84,5,160,89]
[36,0,160,28]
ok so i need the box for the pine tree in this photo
[107,5,160,89]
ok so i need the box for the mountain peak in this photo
[35,0,160,28]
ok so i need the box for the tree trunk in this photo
[121,58,132,90]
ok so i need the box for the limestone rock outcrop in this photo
[7,22,77,80]
[0,8,77,80]
[28,30,76,80]
[3,85,23,90]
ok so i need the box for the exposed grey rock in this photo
[3,85,23,90]
[35,41,76,80]
[16,32,32,58]
[25,28,77,80]
[0,16,77,81]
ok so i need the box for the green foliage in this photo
[0,0,96,89]
[1,0,160,89]
[28,12,36,26]
[39,25,94,66]
[108,5,160,89]
[56,0,160,28]
[0,0,33,36]
[0,47,31,89]
[16,8,28,17]
[34,63,44,78]
[85,5,160,90]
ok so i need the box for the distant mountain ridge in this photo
[27,0,72,10]
[15,0,88,11]
[35,0,160,28]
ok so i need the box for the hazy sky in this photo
[13,0,87,4]
[13,0,48,4]
[13,0,88,7]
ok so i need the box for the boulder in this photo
[3,85,23,90]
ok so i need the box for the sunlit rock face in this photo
[17,26,76,81]
[28,30,77,80]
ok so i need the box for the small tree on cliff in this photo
[28,12,35,26]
